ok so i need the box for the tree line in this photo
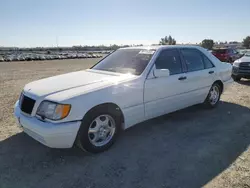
[159,36,176,45]
[200,36,250,50]
[1,36,249,52]
[157,35,250,50]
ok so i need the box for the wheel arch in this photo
[82,102,125,129]
[213,80,224,93]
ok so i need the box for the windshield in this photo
[244,51,250,56]
[92,49,155,75]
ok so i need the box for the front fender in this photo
[46,77,145,127]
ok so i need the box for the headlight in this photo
[233,62,240,67]
[36,101,71,120]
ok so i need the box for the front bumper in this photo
[14,101,81,148]
[232,66,250,78]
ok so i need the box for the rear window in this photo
[212,49,227,54]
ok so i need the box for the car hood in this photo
[23,69,136,98]
[237,55,250,63]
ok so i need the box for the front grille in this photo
[239,62,250,73]
[20,95,36,115]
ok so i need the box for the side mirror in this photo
[153,69,170,78]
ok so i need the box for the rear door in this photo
[179,48,216,103]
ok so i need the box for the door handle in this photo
[178,76,187,80]
[209,71,214,74]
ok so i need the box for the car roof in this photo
[120,45,203,51]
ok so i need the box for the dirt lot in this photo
[0,59,250,188]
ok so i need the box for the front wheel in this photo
[76,109,120,153]
[204,83,222,108]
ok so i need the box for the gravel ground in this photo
[0,59,249,188]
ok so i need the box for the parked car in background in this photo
[5,56,13,62]
[40,56,46,61]
[31,55,37,61]
[54,55,59,60]
[0,56,4,62]
[14,46,233,153]
[15,57,21,61]
[19,56,25,61]
[26,56,32,61]
[32,55,39,61]
[236,49,247,57]
[47,56,52,60]
[212,48,242,63]
[37,55,43,61]
[232,52,250,81]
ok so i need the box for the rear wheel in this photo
[204,83,222,108]
[76,108,121,153]
[232,75,241,82]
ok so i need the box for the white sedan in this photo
[14,46,233,153]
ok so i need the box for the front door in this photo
[144,49,189,119]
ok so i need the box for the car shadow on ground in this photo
[237,79,250,86]
[0,102,250,188]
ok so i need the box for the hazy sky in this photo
[1,0,250,47]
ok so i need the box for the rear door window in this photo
[202,55,214,69]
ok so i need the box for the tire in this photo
[232,75,241,82]
[76,108,121,153]
[204,83,222,108]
